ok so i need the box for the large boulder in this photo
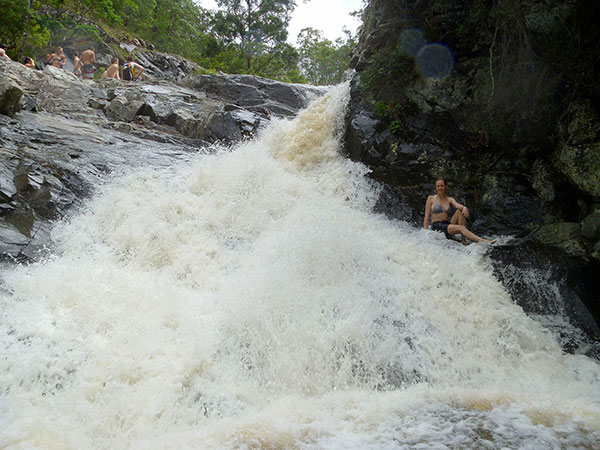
[553,100,600,199]
[0,61,23,117]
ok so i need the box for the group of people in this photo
[39,46,96,79]
[69,47,99,80]
[6,44,144,81]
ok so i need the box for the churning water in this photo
[1,84,599,449]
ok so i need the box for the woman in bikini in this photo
[423,178,496,244]
[46,47,66,68]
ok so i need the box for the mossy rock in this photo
[553,141,600,198]
[581,210,600,241]
[553,100,600,198]
[533,222,586,256]
[592,241,600,262]
[565,101,600,146]
[531,159,555,202]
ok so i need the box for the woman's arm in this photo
[424,196,432,229]
[450,197,469,218]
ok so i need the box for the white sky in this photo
[196,0,364,45]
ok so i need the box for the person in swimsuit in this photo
[72,51,82,78]
[101,57,120,79]
[79,47,96,80]
[424,178,496,244]
[46,47,66,68]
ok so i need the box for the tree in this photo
[296,27,355,85]
[211,0,296,71]
[0,0,53,59]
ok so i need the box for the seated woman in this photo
[424,178,496,244]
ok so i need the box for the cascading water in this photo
[1,83,599,449]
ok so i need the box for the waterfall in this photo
[1,83,599,449]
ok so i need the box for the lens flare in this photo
[416,43,455,80]
[398,28,426,57]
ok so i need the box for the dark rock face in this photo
[345,0,600,336]
[346,0,600,257]
[0,58,323,261]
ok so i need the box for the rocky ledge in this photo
[0,58,324,261]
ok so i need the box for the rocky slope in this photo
[0,57,324,261]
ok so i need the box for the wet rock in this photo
[531,159,555,202]
[474,174,543,236]
[105,96,144,122]
[0,222,29,257]
[491,244,600,355]
[180,74,325,118]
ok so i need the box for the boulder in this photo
[105,96,145,122]
[533,222,586,256]
[0,74,23,117]
[581,210,600,241]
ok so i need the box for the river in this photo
[1,83,599,449]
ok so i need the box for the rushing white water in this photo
[1,84,600,449]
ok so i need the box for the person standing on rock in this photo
[1,44,11,60]
[102,57,120,79]
[79,47,96,80]
[424,178,496,244]
[122,56,144,81]
[72,51,82,78]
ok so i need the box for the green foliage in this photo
[211,0,296,72]
[374,100,419,136]
[375,101,391,118]
[67,0,123,25]
[296,27,354,85]
[145,0,215,62]
[389,120,403,134]
[359,44,416,104]
[0,0,51,58]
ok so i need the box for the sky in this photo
[196,0,364,45]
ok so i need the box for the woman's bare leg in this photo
[451,211,467,243]
[448,224,496,244]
